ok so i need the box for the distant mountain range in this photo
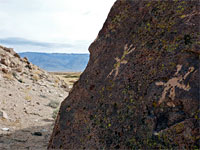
[19,52,89,72]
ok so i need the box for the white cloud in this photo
[0,0,116,53]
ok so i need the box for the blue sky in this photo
[0,0,116,53]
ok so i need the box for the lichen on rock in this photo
[48,0,199,149]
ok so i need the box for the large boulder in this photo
[48,0,199,149]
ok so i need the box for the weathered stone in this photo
[10,62,16,68]
[2,68,9,74]
[13,53,20,58]
[25,64,32,69]
[48,0,199,149]
[1,58,10,66]
[1,128,9,131]
[23,57,29,63]
[60,83,70,92]
[16,67,23,73]
[0,110,9,119]
[4,47,12,53]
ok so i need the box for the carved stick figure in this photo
[156,65,194,105]
[107,44,135,79]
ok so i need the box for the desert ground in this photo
[0,68,80,149]
[49,72,81,89]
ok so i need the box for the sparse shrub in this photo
[52,108,59,119]
[33,69,41,74]
[64,75,80,78]
[55,77,60,83]
[24,87,32,100]
[53,82,58,87]
[49,100,60,119]
[2,68,9,74]
[32,74,39,81]
[48,100,59,108]
[25,95,31,101]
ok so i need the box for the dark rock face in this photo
[48,0,199,149]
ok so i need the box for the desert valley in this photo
[0,0,199,149]
[0,45,80,149]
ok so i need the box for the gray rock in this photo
[0,110,9,119]
[1,58,10,66]
[59,94,63,97]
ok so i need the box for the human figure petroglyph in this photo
[107,44,135,79]
[156,64,194,105]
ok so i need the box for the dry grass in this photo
[49,72,81,87]
[48,100,60,108]
[24,86,32,101]
[3,73,14,80]
[34,70,41,74]
[25,95,32,101]
[52,108,59,119]
[0,118,22,128]
[54,77,60,83]
[32,74,40,81]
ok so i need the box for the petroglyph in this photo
[108,44,135,79]
[156,65,194,105]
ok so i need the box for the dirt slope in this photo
[0,45,69,149]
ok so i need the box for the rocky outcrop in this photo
[0,45,70,149]
[48,0,199,149]
[0,45,69,90]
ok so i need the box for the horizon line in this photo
[18,51,90,54]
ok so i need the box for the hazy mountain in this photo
[19,52,89,72]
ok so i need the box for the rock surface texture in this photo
[0,45,70,149]
[49,0,199,149]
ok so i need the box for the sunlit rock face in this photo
[48,0,199,149]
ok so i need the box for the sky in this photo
[0,0,116,53]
